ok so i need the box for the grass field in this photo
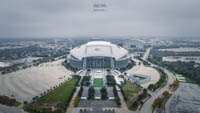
[122,80,141,100]
[93,78,103,87]
[24,78,79,113]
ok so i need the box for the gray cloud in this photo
[0,0,200,38]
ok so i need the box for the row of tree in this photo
[81,76,90,86]
[100,87,108,100]
[152,91,170,111]
[24,75,81,113]
[73,86,83,107]
[131,89,149,110]
[106,75,116,86]
[88,86,95,100]
[0,95,21,107]
[148,67,167,91]
[113,86,121,106]
[134,56,151,66]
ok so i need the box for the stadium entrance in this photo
[84,57,113,69]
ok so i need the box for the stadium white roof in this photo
[70,41,128,60]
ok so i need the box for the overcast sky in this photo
[0,0,200,38]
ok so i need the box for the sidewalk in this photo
[66,87,80,113]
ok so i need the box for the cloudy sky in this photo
[0,0,200,38]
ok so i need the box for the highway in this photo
[139,48,176,113]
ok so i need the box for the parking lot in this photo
[79,100,117,113]
[0,105,21,113]
[166,83,200,113]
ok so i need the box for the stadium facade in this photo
[68,41,130,69]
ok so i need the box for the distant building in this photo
[118,43,123,47]
[130,45,136,48]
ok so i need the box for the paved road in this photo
[139,69,175,113]
[142,48,151,61]
[139,48,176,113]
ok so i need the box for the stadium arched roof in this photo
[70,41,128,60]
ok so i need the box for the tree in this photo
[162,91,169,97]
[88,86,95,99]
[23,101,28,105]
[115,96,121,106]
[132,101,138,109]
[152,98,162,109]
[113,86,118,96]
[148,84,155,91]
[106,75,116,86]
[100,87,108,100]
[81,76,90,86]
[78,86,83,97]
[143,88,147,94]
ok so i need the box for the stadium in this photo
[68,41,130,69]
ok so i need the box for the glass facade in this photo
[85,57,112,68]
[115,58,130,68]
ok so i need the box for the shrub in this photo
[78,86,83,97]
[115,96,121,106]
[81,76,90,86]
[106,75,116,86]
[152,98,162,109]
[73,96,80,107]
[113,86,121,106]
[132,101,138,109]
[88,86,95,100]
[162,91,169,97]
[100,87,108,100]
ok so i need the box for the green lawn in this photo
[122,80,141,100]
[93,78,103,87]
[24,78,79,113]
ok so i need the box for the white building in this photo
[68,41,130,69]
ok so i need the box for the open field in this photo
[0,59,74,102]
[93,78,103,87]
[24,77,79,113]
[122,80,140,100]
